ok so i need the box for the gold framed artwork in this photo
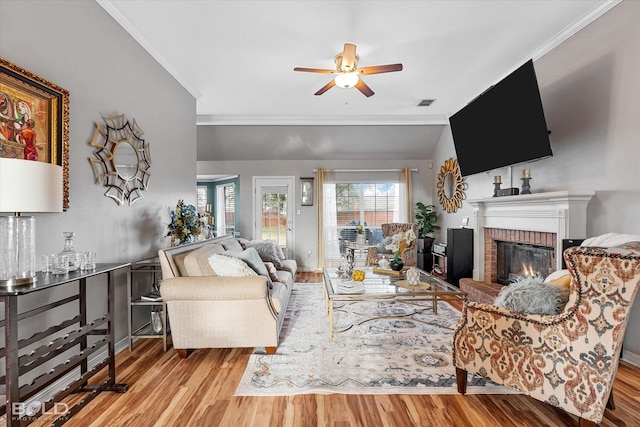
[0,56,70,210]
[300,177,314,206]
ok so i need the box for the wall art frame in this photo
[0,56,70,210]
[300,177,314,206]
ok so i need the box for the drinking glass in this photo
[52,255,69,275]
[81,252,96,270]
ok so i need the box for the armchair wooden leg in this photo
[455,367,467,394]
[578,418,598,427]
[606,391,615,410]
[265,347,276,355]
[176,349,192,358]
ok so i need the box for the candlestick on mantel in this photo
[522,169,531,179]
[494,175,502,184]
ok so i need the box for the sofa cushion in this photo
[183,244,226,276]
[270,281,288,313]
[208,253,258,277]
[493,276,570,315]
[275,269,293,287]
[221,239,244,252]
[278,259,297,277]
[246,240,283,268]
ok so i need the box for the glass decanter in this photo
[58,231,80,271]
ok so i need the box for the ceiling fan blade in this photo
[314,80,336,96]
[355,79,374,97]
[359,63,403,75]
[342,43,357,70]
[294,67,335,74]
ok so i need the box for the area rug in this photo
[235,283,517,396]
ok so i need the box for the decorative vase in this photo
[58,231,80,271]
[406,267,420,285]
[356,234,365,245]
[389,258,404,271]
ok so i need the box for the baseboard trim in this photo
[622,349,640,368]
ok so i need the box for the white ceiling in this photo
[99,0,617,160]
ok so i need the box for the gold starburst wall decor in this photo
[89,113,151,206]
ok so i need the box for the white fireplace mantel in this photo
[467,191,595,281]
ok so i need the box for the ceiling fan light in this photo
[334,72,359,88]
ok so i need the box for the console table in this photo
[0,263,129,426]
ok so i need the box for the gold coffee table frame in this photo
[322,267,466,341]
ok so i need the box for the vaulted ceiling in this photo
[99,0,616,160]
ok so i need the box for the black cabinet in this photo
[441,228,473,287]
[417,251,433,273]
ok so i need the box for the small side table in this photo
[128,257,170,351]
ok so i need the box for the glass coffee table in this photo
[322,267,466,341]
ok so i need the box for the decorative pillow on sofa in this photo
[544,269,572,288]
[246,240,283,268]
[263,262,280,282]
[493,276,570,315]
[225,247,273,286]
[221,239,244,252]
[208,254,257,277]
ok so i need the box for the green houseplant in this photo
[415,202,440,237]
[415,202,440,270]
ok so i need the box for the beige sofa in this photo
[158,234,297,357]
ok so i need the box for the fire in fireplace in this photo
[496,241,555,285]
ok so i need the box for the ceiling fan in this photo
[294,43,403,97]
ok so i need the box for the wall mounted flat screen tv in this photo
[449,59,552,177]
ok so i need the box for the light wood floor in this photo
[27,272,640,427]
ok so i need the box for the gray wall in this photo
[432,1,640,362]
[0,0,196,348]
[197,159,434,271]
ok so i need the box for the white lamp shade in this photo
[334,72,360,88]
[0,158,63,213]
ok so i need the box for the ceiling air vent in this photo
[418,99,435,107]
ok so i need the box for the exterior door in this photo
[254,177,294,258]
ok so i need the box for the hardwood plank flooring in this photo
[23,272,640,427]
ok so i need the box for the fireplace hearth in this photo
[496,242,554,285]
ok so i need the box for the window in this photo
[217,183,236,236]
[324,180,407,265]
[196,186,208,215]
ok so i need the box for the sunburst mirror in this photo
[437,157,467,213]
[89,114,151,205]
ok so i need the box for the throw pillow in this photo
[236,237,251,249]
[263,262,280,282]
[545,269,572,288]
[208,254,257,277]
[246,240,283,268]
[225,247,272,285]
[493,276,570,315]
[267,239,286,260]
[221,239,244,252]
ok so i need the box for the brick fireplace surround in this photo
[460,191,594,304]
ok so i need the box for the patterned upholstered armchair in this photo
[366,223,418,267]
[453,243,640,426]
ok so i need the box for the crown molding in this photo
[196,114,449,126]
[97,0,202,99]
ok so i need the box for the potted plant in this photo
[415,202,440,262]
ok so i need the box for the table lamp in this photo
[0,158,63,287]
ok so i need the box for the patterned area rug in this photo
[235,283,517,396]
